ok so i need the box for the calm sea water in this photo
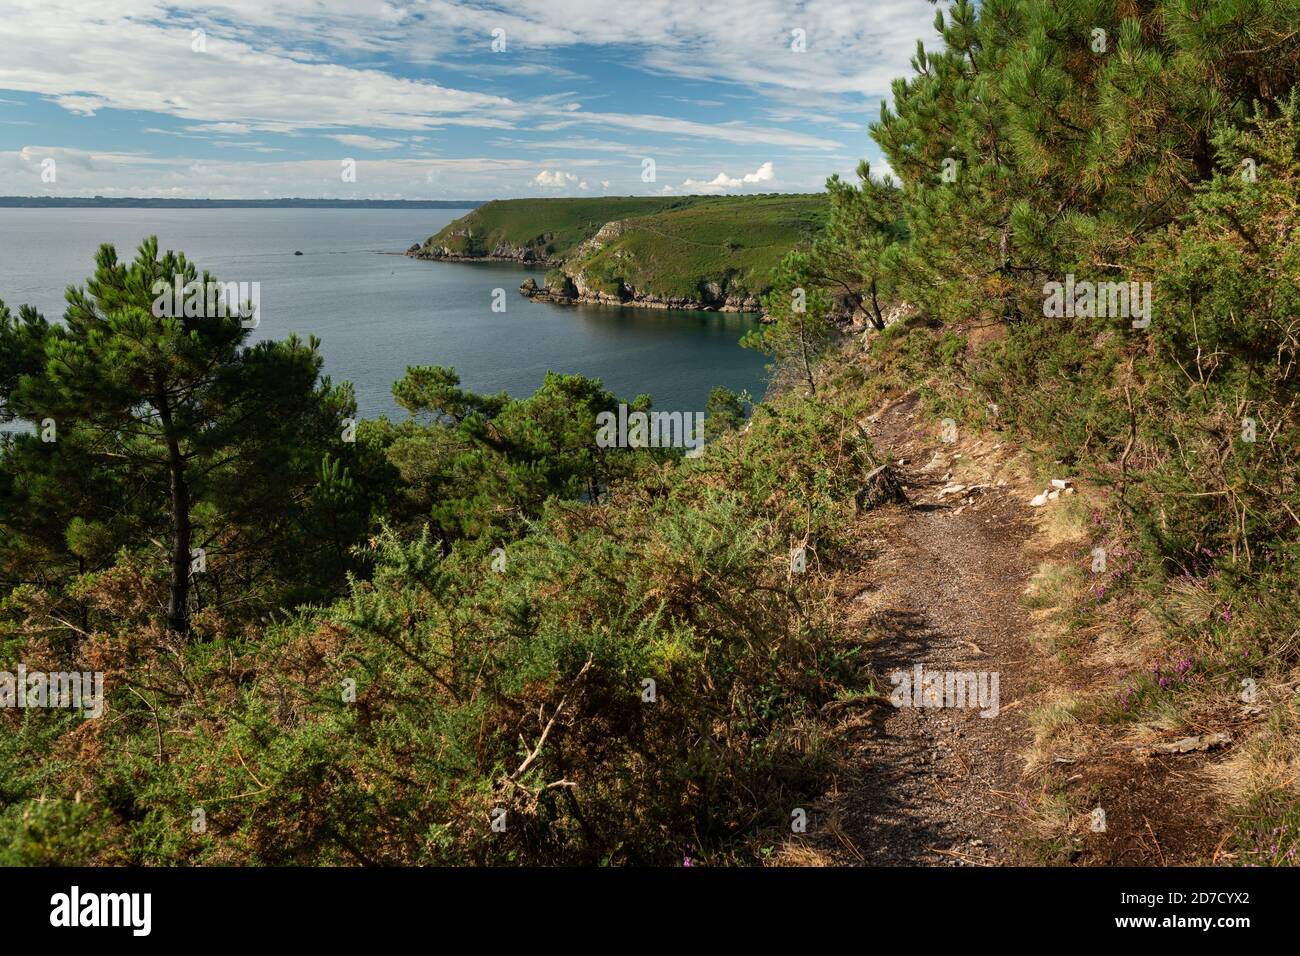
[0,208,768,419]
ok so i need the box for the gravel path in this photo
[787,392,1049,865]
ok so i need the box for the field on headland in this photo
[409,194,828,311]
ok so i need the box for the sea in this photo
[0,207,769,420]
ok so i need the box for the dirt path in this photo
[781,392,1056,866]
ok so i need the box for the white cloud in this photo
[405,0,934,100]
[0,145,538,198]
[665,96,725,108]
[0,1,929,140]
[493,136,646,154]
[0,0,522,134]
[188,123,256,136]
[533,169,578,187]
[682,161,775,193]
[559,111,840,150]
[762,108,867,131]
[51,95,110,116]
[328,134,404,150]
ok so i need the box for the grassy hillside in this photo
[578,195,827,301]
[415,194,828,306]
[419,196,699,259]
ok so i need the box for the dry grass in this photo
[767,841,836,867]
[1211,703,1300,801]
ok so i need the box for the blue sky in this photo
[0,0,936,200]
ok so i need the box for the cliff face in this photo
[406,235,557,265]
[519,269,762,313]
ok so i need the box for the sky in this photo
[0,0,936,200]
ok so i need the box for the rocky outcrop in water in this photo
[407,231,559,265]
[518,272,762,313]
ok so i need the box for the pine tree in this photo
[0,238,361,635]
[743,251,836,394]
[806,161,907,330]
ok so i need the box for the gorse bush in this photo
[1133,101,1300,572]
[0,296,877,862]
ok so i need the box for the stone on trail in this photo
[855,464,908,512]
[1136,732,1232,756]
[920,453,947,474]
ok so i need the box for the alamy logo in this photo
[0,666,103,718]
[151,276,260,328]
[50,886,151,936]
[889,665,1000,718]
[1042,274,1151,328]
[595,404,704,456]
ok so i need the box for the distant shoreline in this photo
[0,197,485,209]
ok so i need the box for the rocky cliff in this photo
[405,236,557,265]
[518,270,762,313]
